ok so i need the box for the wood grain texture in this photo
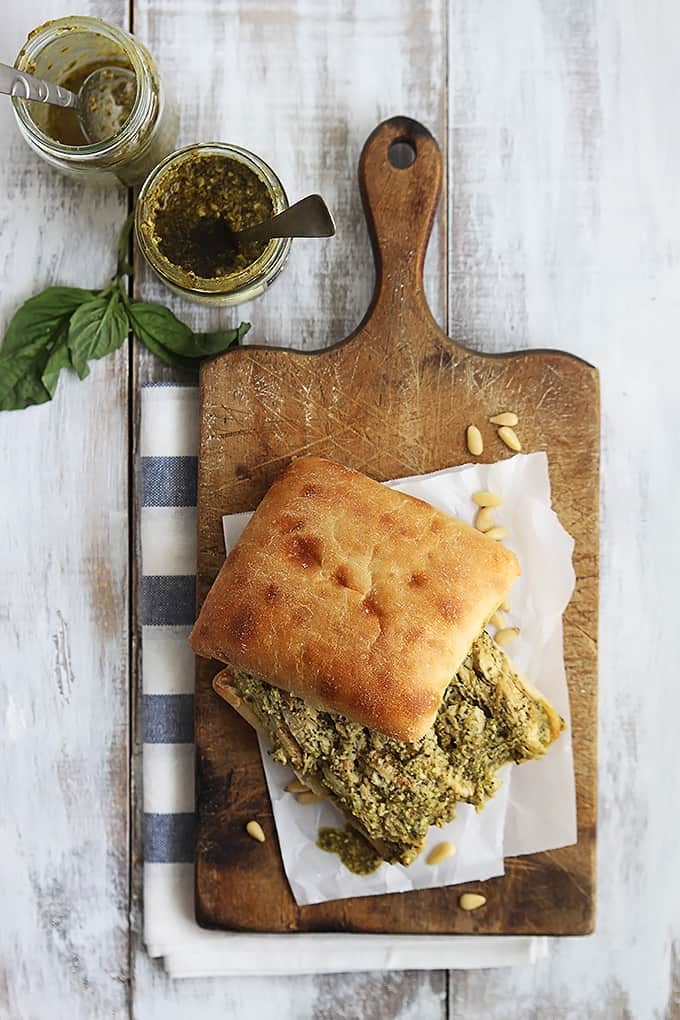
[0,4,130,1019]
[193,116,599,935]
[131,0,447,363]
[1,0,678,1016]
[446,1,680,1016]
[130,0,449,1016]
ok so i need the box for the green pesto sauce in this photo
[233,630,561,867]
[148,153,274,279]
[317,826,383,875]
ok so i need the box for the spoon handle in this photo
[237,194,336,243]
[0,62,79,109]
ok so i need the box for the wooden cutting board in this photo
[194,116,599,935]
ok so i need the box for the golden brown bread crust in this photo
[191,456,520,742]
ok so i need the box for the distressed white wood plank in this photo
[3,0,676,1015]
[133,953,446,1020]
[0,3,130,1018]
[132,0,447,368]
[447,1,679,1018]
[131,0,448,1016]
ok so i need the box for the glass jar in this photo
[12,16,178,187]
[135,142,291,307]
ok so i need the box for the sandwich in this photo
[190,455,563,866]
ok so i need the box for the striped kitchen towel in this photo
[140,383,549,977]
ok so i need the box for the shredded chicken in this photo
[233,630,560,866]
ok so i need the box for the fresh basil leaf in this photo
[0,211,254,411]
[0,338,53,410]
[190,321,251,355]
[2,286,94,355]
[125,302,198,369]
[125,300,192,352]
[131,325,198,371]
[0,286,95,408]
[126,299,249,360]
[40,324,72,398]
[67,292,129,379]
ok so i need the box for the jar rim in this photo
[135,141,291,296]
[12,16,155,162]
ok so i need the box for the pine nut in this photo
[284,779,310,794]
[501,599,511,613]
[459,892,487,911]
[246,820,266,843]
[466,425,483,457]
[497,426,522,452]
[489,412,518,427]
[474,506,494,532]
[426,841,456,866]
[484,526,508,541]
[490,610,506,629]
[495,627,520,646]
[472,490,502,507]
[296,791,323,805]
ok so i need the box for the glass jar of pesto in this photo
[135,142,291,307]
[12,16,178,187]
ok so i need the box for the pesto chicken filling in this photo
[232,630,559,866]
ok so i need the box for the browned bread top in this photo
[190,456,520,742]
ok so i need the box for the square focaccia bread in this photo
[190,455,521,742]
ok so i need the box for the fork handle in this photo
[0,62,79,109]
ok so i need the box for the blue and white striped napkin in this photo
[140,383,549,978]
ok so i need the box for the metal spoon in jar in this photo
[207,193,334,259]
[227,194,336,245]
[0,61,136,144]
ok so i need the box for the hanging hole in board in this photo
[388,139,416,169]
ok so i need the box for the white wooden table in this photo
[2,2,679,1017]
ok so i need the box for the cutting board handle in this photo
[358,116,442,324]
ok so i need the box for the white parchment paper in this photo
[222,453,577,905]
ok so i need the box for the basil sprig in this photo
[0,213,250,411]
